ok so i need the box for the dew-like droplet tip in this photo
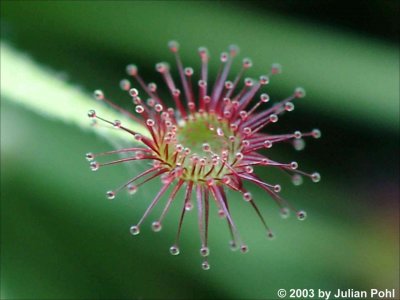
[168,40,179,52]
[200,246,210,257]
[119,79,131,91]
[243,58,252,68]
[126,64,138,76]
[267,231,275,240]
[130,225,140,235]
[106,190,115,200]
[87,109,96,118]
[90,161,99,171]
[240,245,249,254]
[201,261,210,270]
[169,245,180,256]
[94,89,104,100]
[151,221,162,232]
[243,192,252,201]
[271,63,282,74]
[294,87,306,98]
[297,210,307,221]
[312,129,322,139]
[85,152,94,161]
[228,44,239,56]
[311,172,321,183]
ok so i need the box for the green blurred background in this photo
[1,1,399,299]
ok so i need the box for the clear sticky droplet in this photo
[311,172,321,183]
[242,140,250,147]
[198,47,208,59]
[294,131,302,139]
[280,207,290,219]
[119,79,131,91]
[259,75,269,85]
[285,102,295,112]
[175,144,184,152]
[147,98,155,107]
[130,225,140,235]
[269,114,278,123]
[129,88,139,97]
[94,90,104,100]
[224,81,233,89]
[240,245,249,254]
[126,64,138,76]
[200,246,210,257]
[87,110,96,118]
[128,184,138,195]
[293,138,306,151]
[135,105,144,114]
[220,52,228,62]
[169,245,180,256]
[106,191,115,200]
[90,161,99,171]
[264,140,273,148]
[297,210,307,221]
[271,63,282,74]
[168,40,179,52]
[245,166,254,174]
[243,192,252,202]
[235,152,244,160]
[201,261,210,270]
[146,119,155,127]
[113,120,121,128]
[154,104,163,112]
[229,44,239,56]
[290,161,298,170]
[274,184,281,193]
[148,82,157,92]
[294,87,306,98]
[185,202,193,211]
[230,123,238,131]
[156,62,169,73]
[243,58,252,68]
[244,78,253,87]
[292,174,303,186]
[151,221,162,232]
[85,153,94,161]
[229,240,238,251]
[267,231,275,240]
[312,129,322,139]
[202,143,211,152]
[184,67,194,76]
[132,97,141,105]
[260,93,270,102]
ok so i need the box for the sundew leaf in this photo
[2,1,399,130]
[1,3,398,299]
[0,42,148,141]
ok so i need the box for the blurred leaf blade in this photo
[0,42,148,141]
